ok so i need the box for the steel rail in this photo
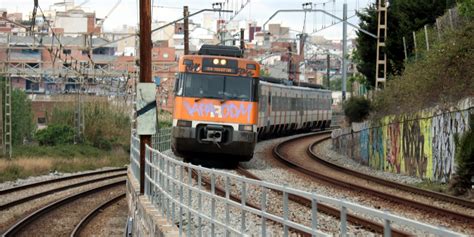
[0,172,126,210]
[273,133,474,223]
[0,167,126,196]
[235,166,410,237]
[70,193,126,237]
[3,180,126,237]
[309,136,474,209]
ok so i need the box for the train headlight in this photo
[177,120,192,127]
[213,58,219,65]
[239,125,253,132]
[220,59,227,65]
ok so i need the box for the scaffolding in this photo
[0,31,139,153]
[375,0,388,90]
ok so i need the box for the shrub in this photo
[47,97,131,150]
[343,96,371,123]
[35,124,75,146]
[0,82,35,146]
[449,116,474,196]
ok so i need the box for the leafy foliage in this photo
[459,0,474,19]
[354,0,455,87]
[449,115,474,196]
[11,89,35,145]
[35,124,75,146]
[343,96,371,123]
[372,22,474,116]
[48,98,131,149]
[0,81,35,146]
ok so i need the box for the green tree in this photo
[0,81,35,146]
[354,0,456,87]
[11,89,35,145]
[459,0,474,19]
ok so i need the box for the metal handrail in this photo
[130,131,465,237]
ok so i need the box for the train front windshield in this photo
[176,73,258,102]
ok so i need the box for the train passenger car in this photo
[172,45,260,161]
[172,45,332,161]
[257,78,332,138]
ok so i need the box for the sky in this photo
[0,0,374,39]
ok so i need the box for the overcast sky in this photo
[0,0,374,39]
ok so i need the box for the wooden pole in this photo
[139,0,152,195]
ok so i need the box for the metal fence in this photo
[127,131,465,237]
[130,132,141,182]
[152,127,172,151]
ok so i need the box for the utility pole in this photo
[139,0,152,195]
[326,53,330,89]
[342,3,347,100]
[299,33,307,85]
[240,28,245,51]
[4,34,12,158]
[375,0,388,90]
[288,45,292,82]
[183,6,189,55]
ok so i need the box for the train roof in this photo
[259,77,330,92]
[198,44,243,58]
[259,80,331,93]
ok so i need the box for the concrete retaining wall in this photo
[127,170,180,237]
[332,97,473,182]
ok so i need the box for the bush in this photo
[449,116,474,196]
[343,96,371,123]
[0,82,35,146]
[372,22,474,117]
[35,124,75,146]
[47,97,131,150]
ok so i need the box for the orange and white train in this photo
[172,45,331,161]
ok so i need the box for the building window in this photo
[37,117,46,124]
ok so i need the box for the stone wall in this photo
[127,170,180,237]
[332,97,473,182]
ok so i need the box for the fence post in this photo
[436,18,441,40]
[424,25,430,51]
[402,37,408,60]
[412,31,417,60]
[448,9,454,29]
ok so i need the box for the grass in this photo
[372,21,474,118]
[0,144,128,183]
[413,180,449,193]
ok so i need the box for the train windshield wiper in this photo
[195,96,222,102]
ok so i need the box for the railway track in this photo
[71,193,126,237]
[3,180,126,237]
[273,132,474,232]
[308,136,474,209]
[0,167,126,196]
[1,168,127,235]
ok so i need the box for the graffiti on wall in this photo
[431,111,469,182]
[402,119,428,178]
[385,122,401,173]
[331,98,472,181]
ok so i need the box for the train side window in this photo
[175,74,184,96]
[268,91,272,106]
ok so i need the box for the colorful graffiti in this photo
[183,101,254,122]
[401,118,428,178]
[385,122,401,173]
[331,98,473,181]
[431,111,469,182]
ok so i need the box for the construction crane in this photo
[96,0,121,28]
